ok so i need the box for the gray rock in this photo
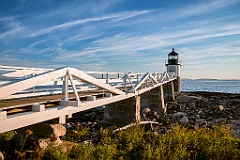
[188,102,195,109]
[179,96,199,103]
[141,107,151,114]
[91,122,98,128]
[85,112,97,119]
[173,112,188,117]
[198,110,203,114]
[50,124,67,137]
[104,111,112,120]
[196,119,206,126]
[229,120,240,129]
[90,112,97,119]
[38,137,63,150]
[17,123,66,137]
[179,116,189,124]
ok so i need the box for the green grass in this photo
[44,124,240,160]
[0,124,239,160]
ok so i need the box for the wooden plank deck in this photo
[0,89,107,110]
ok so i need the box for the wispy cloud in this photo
[27,10,152,37]
[174,0,239,18]
[0,0,240,79]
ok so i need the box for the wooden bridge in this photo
[0,65,178,133]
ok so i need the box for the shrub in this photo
[65,126,90,143]
[1,124,240,159]
[42,146,69,160]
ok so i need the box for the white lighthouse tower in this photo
[165,48,181,92]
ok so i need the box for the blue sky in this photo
[0,0,240,79]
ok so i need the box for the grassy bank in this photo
[44,124,240,160]
[0,124,237,160]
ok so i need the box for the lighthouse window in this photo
[169,55,178,59]
[170,66,175,72]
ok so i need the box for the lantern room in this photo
[165,48,181,93]
[165,48,181,77]
[167,48,179,65]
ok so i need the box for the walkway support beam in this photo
[63,73,69,101]
[67,69,81,106]
[171,81,175,100]
[160,85,166,113]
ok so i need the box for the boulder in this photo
[196,119,206,126]
[178,96,199,103]
[85,112,97,119]
[179,116,189,124]
[141,107,151,114]
[104,111,112,120]
[173,112,188,117]
[188,102,195,109]
[17,123,66,137]
[38,137,63,150]
[50,124,66,137]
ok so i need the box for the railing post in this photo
[137,74,139,84]
[124,74,127,92]
[106,73,109,84]
[63,73,69,101]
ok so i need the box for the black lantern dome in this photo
[167,48,179,65]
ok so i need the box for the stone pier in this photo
[141,82,175,108]
[174,76,181,93]
[103,81,177,125]
[103,96,140,125]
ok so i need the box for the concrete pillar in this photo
[59,115,66,124]
[0,111,7,120]
[171,81,175,100]
[68,110,72,119]
[177,76,181,93]
[86,96,96,101]
[32,104,45,112]
[173,77,181,93]
[104,95,141,125]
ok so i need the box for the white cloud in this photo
[27,10,152,37]
[1,0,240,79]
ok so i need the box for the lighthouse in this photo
[165,48,181,93]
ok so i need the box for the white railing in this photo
[0,66,176,100]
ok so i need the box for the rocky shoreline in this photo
[64,91,240,141]
[1,91,239,159]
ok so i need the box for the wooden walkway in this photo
[0,89,108,110]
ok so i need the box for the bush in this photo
[1,124,240,159]
[42,146,69,160]
[0,131,15,159]
[65,126,90,143]
[67,124,240,159]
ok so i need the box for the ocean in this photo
[181,79,240,94]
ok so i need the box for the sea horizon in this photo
[181,79,240,94]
